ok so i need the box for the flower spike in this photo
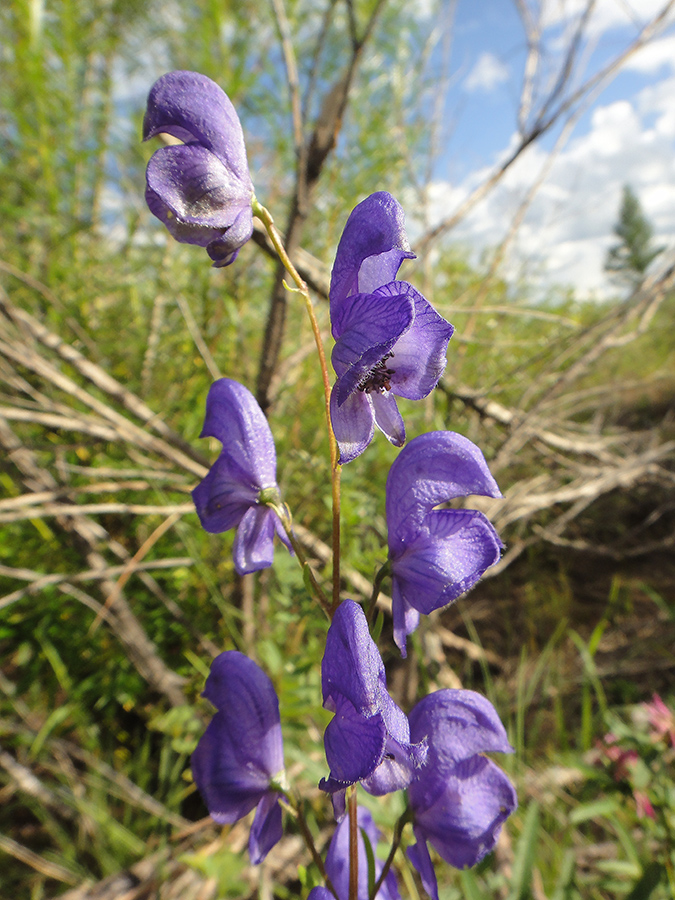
[143,71,254,266]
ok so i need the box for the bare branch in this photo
[0,295,208,470]
[417,0,675,251]
[270,0,304,157]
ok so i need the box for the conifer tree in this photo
[605,184,663,289]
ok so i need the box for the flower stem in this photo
[366,559,391,624]
[253,198,341,615]
[279,792,339,900]
[272,501,332,615]
[348,785,359,900]
[369,807,412,900]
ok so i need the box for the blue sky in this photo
[419,0,675,296]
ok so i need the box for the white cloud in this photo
[426,76,675,296]
[624,33,675,73]
[464,52,510,92]
[542,0,674,37]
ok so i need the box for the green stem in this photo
[253,198,341,615]
[278,790,339,900]
[366,559,391,624]
[369,807,412,900]
[271,500,332,615]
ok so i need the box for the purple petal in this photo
[322,600,385,714]
[233,505,285,575]
[249,792,283,864]
[330,192,415,335]
[331,290,414,396]
[330,386,375,465]
[415,756,517,869]
[191,652,283,826]
[145,184,228,248]
[191,454,257,534]
[146,144,250,230]
[322,698,386,786]
[386,431,502,549]
[370,391,405,447]
[407,690,516,871]
[207,205,254,267]
[407,827,439,900]
[408,690,514,767]
[200,379,277,488]
[143,71,252,185]
[191,474,251,535]
[391,509,503,616]
[391,584,420,660]
[191,713,267,822]
[202,651,284,766]
[308,890,334,900]
[373,283,454,400]
[361,733,421,796]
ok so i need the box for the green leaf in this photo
[371,609,384,643]
[460,868,486,900]
[551,850,576,900]
[569,797,620,825]
[360,825,376,899]
[594,859,641,878]
[508,801,540,900]
[30,704,74,759]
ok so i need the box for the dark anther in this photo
[358,352,395,394]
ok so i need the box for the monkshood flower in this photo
[307,807,401,900]
[143,70,254,266]
[386,431,503,656]
[407,690,517,900]
[192,378,292,575]
[320,600,427,817]
[329,192,454,464]
[191,651,285,864]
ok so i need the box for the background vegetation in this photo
[1,1,674,898]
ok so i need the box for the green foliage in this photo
[604,184,664,289]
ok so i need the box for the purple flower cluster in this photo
[319,601,428,817]
[143,71,516,900]
[387,431,503,655]
[191,651,284,864]
[407,692,517,899]
[319,603,516,896]
[192,378,292,575]
[143,71,254,266]
[329,192,454,463]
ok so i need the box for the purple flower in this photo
[143,70,254,267]
[329,192,454,464]
[191,651,285,864]
[192,378,292,575]
[320,600,427,817]
[307,807,401,900]
[386,431,503,656]
[407,690,517,899]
